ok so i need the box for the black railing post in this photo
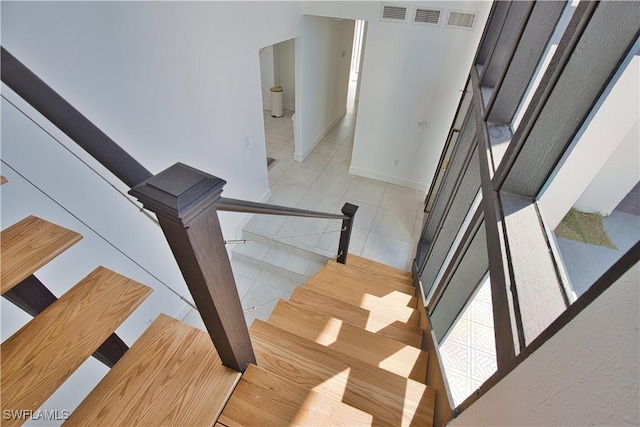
[337,203,358,264]
[129,162,255,372]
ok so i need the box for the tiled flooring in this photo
[184,81,426,329]
[439,278,497,406]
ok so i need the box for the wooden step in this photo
[305,276,419,325]
[250,320,435,426]
[268,300,428,382]
[313,267,416,302]
[1,215,82,295]
[219,364,373,426]
[339,253,413,282]
[1,175,7,185]
[1,267,151,425]
[66,314,241,426]
[324,261,416,293]
[290,287,423,348]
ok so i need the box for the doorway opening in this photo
[259,38,296,174]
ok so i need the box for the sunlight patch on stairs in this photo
[310,367,351,401]
[316,317,343,346]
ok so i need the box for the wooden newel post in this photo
[337,203,359,264]
[129,162,255,372]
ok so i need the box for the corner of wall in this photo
[348,165,427,192]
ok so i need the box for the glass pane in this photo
[511,1,580,131]
[439,274,497,406]
[538,44,640,300]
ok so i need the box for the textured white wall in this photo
[450,263,640,426]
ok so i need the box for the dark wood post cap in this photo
[129,162,226,224]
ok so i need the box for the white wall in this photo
[275,38,296,111]
[1,2,304,421]
[259,45,276,110]
[301,1,492,191]
[539,55,640,227]
[575,120,640,215]
[450,263,640,426]
[295,15,355,161]
[1,1,305,238]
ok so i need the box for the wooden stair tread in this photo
[66,314,241,426]
[269,300,428,382]
[1,267,151,422]
[250,320,435,426]
[219,364,373,426]
[324,261,416,293]
[305,276,419,325]
[312,268,417,306]
[340,254,413,282]
[1,175,7,185]
[290,287,423,348]
[1,215,82,295]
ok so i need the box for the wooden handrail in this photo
[0,46,153,188]
[216,197,349,220]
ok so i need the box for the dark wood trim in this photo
[0,47,153,189]
[3,275,128,368]
[471,66,520,369]
[215,197,348,220]
[453,241,640,415]
[130,163,255,372]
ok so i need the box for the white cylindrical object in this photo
[270,86,283,118]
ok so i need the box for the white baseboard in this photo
[348,166,428,192]
[294,110,346,162]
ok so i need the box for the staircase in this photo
[1,211,436,425]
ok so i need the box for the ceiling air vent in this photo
[446,10,477,29]
[413,8,441,26]
[380,4,409,23]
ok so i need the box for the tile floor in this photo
[184,80,426,330]
[439,278,498,406]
